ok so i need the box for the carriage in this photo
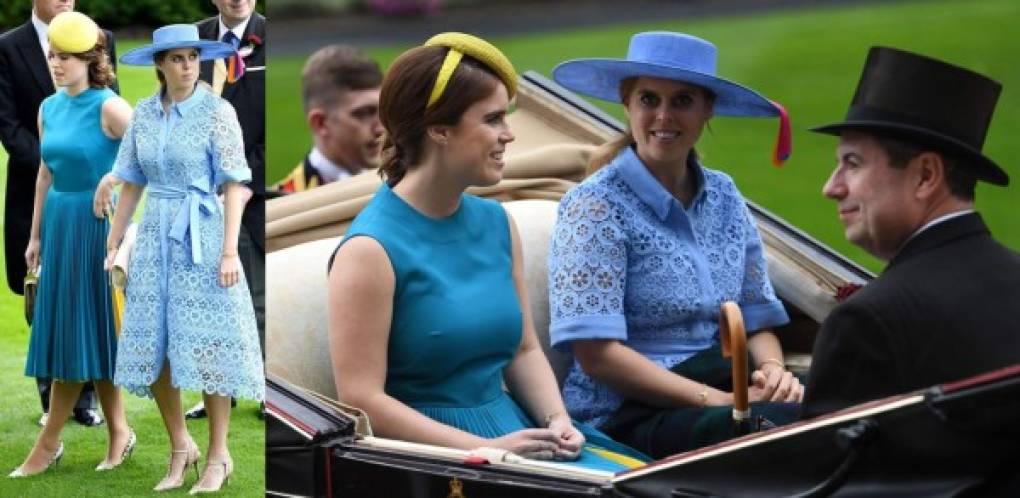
[264,72,1020,497]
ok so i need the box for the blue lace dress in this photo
[549,147,789,428]
[335,184,649,472]
[111,85,264,401]
[24,87,119,381]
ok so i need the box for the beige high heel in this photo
[188,459,233,495]
[96,428,137,471]
[8,441,64,478]
[153,442,200,492]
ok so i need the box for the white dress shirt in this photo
[217,15,251,43]
[309,147,354,183]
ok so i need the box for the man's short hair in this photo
[871,134,978,201]
[301,45,383,114]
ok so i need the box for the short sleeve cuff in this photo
[743,300,790,333]
[112,166,147,186]
[550,314,628,352]
[215,167,252,187]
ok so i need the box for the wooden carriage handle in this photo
[719,301,750,423]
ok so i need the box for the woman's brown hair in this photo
[153,50,169,88]
[378,45,502,185]
[71,30,116,89]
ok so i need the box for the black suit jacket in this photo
[802,213,1020,418]
[197,13,265,252]
[0,21,117,294]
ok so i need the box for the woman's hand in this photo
[104,246,118,271]
[24,238,41,271]
[93,173,118,218]
[546,414,585,461]
[750,365,803,403]
[487,428,562,460]
[219,253,241,287]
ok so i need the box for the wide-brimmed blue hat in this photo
[120,24,234,66]
[553,31,791,165]
[553,31,779,118]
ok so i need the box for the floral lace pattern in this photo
[548,148,786,426]
[112,87,264,401]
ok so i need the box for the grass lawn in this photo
[0,40,264,497]
[267,0,1020,273]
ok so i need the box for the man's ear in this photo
[913,151,946,200]
[307,108,327,136]
[426,124,450,146]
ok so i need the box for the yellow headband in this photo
[423,32,517,109]
[48,12,99,54]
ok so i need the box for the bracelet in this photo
[697,384,709,406]
[543,411,566,427]
[758,358,785,371]
[222,252,239,257]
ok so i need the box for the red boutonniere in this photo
[834,283,862,303]
[238,34,261,59]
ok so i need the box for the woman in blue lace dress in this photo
[9,12,135,479]
[328,33,648,472]
[105,25,264,493]
[548,32,804,459]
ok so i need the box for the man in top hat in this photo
[0,0,117,428]
[187,0,265,420]
[801,47,1020,419]
[274,44,383,193]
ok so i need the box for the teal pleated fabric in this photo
[24,87,120,382]
[337,184,649,472]
[416,391,650,470]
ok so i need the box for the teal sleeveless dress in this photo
[24,87,120,381]
[335,183,649,472]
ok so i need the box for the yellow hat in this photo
[423,32,517,109]
[48,11,99,54]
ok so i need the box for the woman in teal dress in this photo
[327,33,648,472]
[10,12,135,478]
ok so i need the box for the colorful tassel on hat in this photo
[771,100,792,167]
[226,52,245,84]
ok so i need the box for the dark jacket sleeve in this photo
[106,29,119,95]
[0,42,39,161]
[245,126,265,195]
[800,301,899,419]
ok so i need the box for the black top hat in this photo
[811,47,1007,186]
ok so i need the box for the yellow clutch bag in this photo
[110,222,138,337]
[24,266,39,325]
[111,265,126,336]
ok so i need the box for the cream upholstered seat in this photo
[265,199,570,399]
[504,199,573,386]
[266,236,342,399]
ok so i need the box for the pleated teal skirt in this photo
[416,392,651,472]
[24,189,117,381]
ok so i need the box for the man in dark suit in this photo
[801,47,1020,419]
[0,0,116,427]
[188,0,265,419]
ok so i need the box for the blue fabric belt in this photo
[147,175,218,264]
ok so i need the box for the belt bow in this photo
[166,175,219,265]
